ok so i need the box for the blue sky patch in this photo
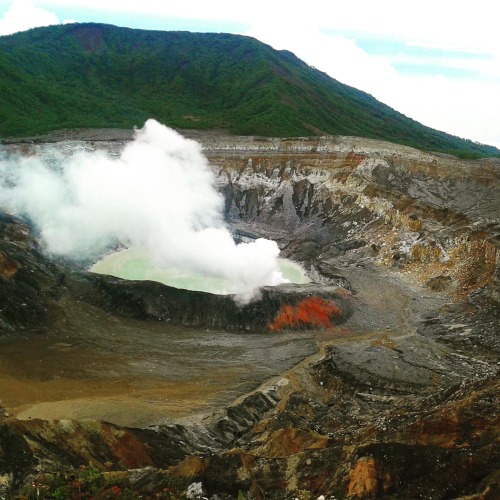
[392,63,482,79]
[355,38,491,60]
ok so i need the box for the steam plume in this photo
[0,119,287,302]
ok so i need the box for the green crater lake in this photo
[90,246,311,294]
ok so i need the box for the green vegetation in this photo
[0,23,498,158]
[17,462,188,499]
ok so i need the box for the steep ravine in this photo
[0,134,499,498]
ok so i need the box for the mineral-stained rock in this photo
[65,272,352,332]
[346,457,392,499]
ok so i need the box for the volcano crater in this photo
[0,133,499,499]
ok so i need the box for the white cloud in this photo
[0,0,59,35]
[388,76,500,148]
[313,1,499,59]
[244,12,500,149]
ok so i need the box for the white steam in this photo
[0,119,287,302]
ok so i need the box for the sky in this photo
[1,0,499,149]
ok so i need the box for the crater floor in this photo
[0,296,332,426]
[0,255,431,427]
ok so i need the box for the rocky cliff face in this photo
[205,135,499,300]
[0,134,498,498]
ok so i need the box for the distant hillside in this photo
[0,23,498,158]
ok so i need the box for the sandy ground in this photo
[0,295,334,426]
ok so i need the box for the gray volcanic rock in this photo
[322,335,495,394]
[0,213,63,332]
[65,271,352,332]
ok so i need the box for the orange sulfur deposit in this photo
[268,297,343,331]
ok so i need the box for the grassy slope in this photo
[0,23,498,158]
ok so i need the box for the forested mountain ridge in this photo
[0,22,498,158]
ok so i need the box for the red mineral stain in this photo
[268,297,342,331]
[0,251,19,278]
[102,426,153,469]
